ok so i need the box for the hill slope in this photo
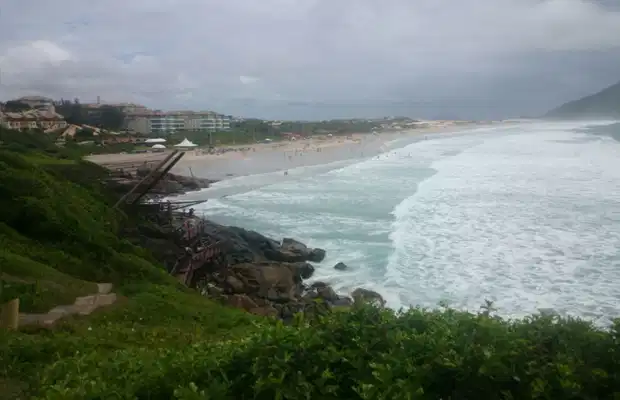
[545,80,620,119]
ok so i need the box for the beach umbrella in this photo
[174,138,198,148]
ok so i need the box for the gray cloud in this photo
[1,0,619,119]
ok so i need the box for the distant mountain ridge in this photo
[545,80,620,119]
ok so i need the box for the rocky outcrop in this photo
[352,288,386,307]
[200,220,326,266]
[187,219,379,320]
[200,259,343,320]
[153,173,215,196]
[263,238,326,263]
[133,167,216,196]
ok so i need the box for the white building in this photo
[125,111,231,135]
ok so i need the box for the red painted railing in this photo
[173,240,225,286]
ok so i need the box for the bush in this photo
[26,304,620,399]
[0,147,170,287]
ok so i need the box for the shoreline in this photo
[86,122,507,201]
[85,123,492,183]
[171,124,483,180]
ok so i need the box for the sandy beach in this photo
[85,124,489,181]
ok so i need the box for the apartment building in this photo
[0,109,67,131]
[124,111,232,135]
[184,111,232,132]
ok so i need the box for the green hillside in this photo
[1,127,620,399]
[545,80,620,119]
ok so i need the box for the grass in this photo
[0,284,262,399]
[21,153,77,165]
[0,250,98,313]
[0,128,264,398]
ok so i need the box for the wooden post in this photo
[0,298,19,330]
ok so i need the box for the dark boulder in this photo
[197,220,327,266]
[281,238,308,253]
[308,248,326,263]
[309,281,329,289]
[316,286,339,302]
[225,275,244,293]
[333,262,348,271]
[331,296,354,307]
[289,262,315,280]
[352,288,386,307]
[226,294,258,311]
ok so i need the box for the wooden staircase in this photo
[113,150,186,209]
[172,241,226,286]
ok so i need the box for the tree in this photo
[55,100,86,126]
[3,101,31,112]
[99,106,125,131]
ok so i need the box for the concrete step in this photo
[18,285,117,328]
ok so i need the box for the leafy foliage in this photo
[55,99,126,130]
[0,129,175,292]
[21,305,620,399]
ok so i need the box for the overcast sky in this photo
[1,0,620,120]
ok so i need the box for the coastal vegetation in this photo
[1,126,620,399]
[54,99,126,131]
[276,119,381,135]
[166,118,383,147]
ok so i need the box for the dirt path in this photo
[19,283,117,327]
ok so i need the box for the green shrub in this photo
[0,147,170,287]
[27,305,620,399]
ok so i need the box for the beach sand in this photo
[171,126,476,180]
[85,124,487,182]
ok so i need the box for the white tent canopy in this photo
[145,138,166,143]
[174,138,197,148]
[151,144,166,149]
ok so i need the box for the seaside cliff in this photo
[1,128,618,399]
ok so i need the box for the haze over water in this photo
[195,121,620,326]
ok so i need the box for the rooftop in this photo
[17,95,54,102]
[83,102,148,109]
[0,109,65,120]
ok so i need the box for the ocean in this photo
[189,120,620,326]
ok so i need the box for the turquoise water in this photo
[192,120,620,325]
